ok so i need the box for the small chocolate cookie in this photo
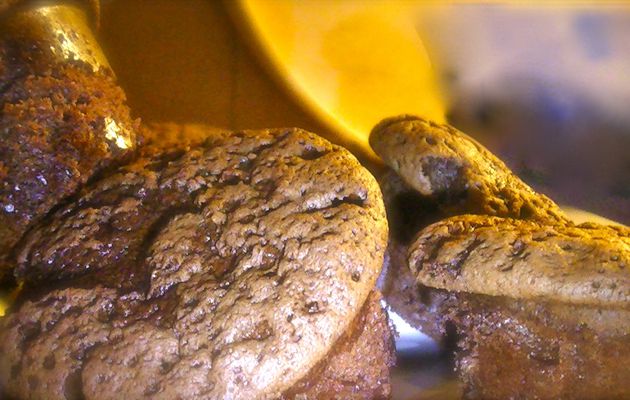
[2,128,388,399]
[370,115,566,223]
[409,215,629,307]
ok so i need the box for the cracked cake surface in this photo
[0,22,139,278]
[1,128,388,399]
[409,214,629,307]
[370,115,566,223]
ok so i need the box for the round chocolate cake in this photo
[1,128,390,399]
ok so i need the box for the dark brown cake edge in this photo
[436,289,630,400]
[282,290,396,399]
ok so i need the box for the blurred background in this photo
[97,0,630,225]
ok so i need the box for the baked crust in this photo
[369,114,629,399]
[2,128,388,399]
[370,115,566,223]
[370,115,574,340]
[0,19,138,278]
[410,215,629,307]
[283,290,395,400]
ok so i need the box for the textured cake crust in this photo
[370,115,566,223]
[0,289,395,400]
[441,292,630,400]
[140,123,397,398]
[2,128,388,399]
[283,290,396,399]
[0,22,138,278]
[410,215,629,306]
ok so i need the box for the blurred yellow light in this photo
[237,0,446,161]
[104,117,132,149]
[0,284,23,317]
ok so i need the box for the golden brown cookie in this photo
[371,115,572,344]
[371,114,630,399]
[370,115,566,222]
[410,215,629,307]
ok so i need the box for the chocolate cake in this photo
[370,114,629,399]
[1,128,393,399]
[0,7,139,279]
[370,115,574,341]
[409,215,629,399]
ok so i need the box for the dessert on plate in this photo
[371,115,629,399]
[1,127,394,399]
